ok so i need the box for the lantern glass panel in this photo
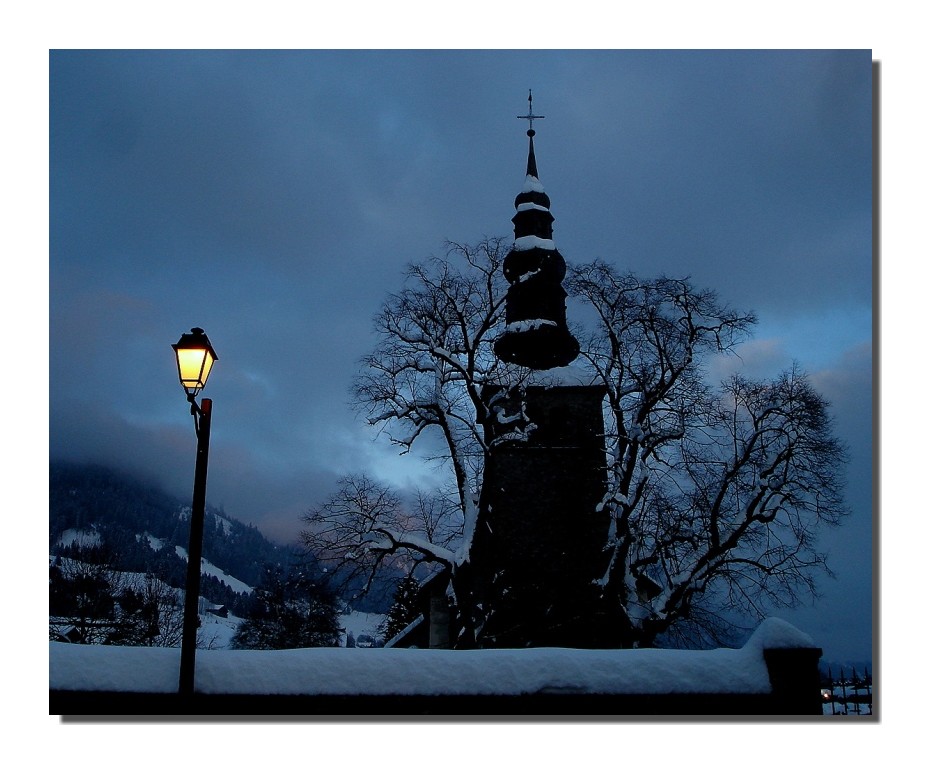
[177,348,214,391]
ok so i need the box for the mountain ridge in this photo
[50,460,294,614]
[49,460,399,616]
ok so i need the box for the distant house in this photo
[205,605,228,618]
[52,624,82,644]
[384,614,427,648]
[385,569,452,649]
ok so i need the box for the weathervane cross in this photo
[517,89,544,134]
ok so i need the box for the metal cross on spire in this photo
[517,89,544,135]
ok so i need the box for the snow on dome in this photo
[505,319,557,334]
[521,174,545,194]
[513,235,555,251]
[516,202,549,213]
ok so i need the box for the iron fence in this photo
[821,666,873,716]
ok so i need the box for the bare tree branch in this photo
[301,248,849,649]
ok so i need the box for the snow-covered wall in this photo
[50,618,814,697]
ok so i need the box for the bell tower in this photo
[493,91,580,370]
[469,93,617,648]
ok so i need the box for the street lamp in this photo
[172,327,218,696]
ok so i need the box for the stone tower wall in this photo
[476,384,618,647]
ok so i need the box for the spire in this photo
[527,134,539,178]
[518,89,543,178]
[494,92,579,370]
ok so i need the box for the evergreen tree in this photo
[230,564,341,650]
[49,545,121,643]
[380,577,422,642]
[107,574,184,647]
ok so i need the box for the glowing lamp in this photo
[172,327,218,397]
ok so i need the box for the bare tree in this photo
[301,246,848,648]
[301,473,465,597]
[567,261,847,646]
[353,238,514,527]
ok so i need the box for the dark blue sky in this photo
[49,50,872,662]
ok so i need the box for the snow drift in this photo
[50,617,813,697]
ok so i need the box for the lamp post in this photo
[172,327,218,697]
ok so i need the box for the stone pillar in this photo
[763,647,825,715]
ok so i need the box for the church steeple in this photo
[494,91,580,370]
[526,132,539,178]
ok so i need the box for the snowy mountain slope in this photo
[173,545,254,595]
[50,461,290,592]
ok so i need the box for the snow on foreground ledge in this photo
[50,618,813,696]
